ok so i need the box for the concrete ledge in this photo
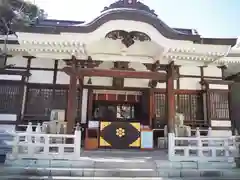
[155,160,236,170]
[155,160,181,169]
[181,162,198,169]
[1,165,240,178]
[222,169,240,178]
[1,175,240,180]
[197,162,236,169]
[0,162,240,180]
[181,169,200,177]
[200,170,222,177]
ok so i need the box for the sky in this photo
[29,0,239,38]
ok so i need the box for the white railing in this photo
[7,122,81,160]
[168,128,240,161]
[168,128,240,162]
[156,126,209,149]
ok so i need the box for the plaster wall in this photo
[3,56,224,89]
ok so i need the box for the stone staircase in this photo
[1,154,240,179]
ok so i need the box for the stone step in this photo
[0,175,240,180]
[5,159,237,169]
[0,166,240,178]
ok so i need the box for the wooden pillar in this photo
[149,88,154,128]
[166,61,175,133]
[66,56,78,134]
[217,65,227,80]
[77,77,83,123]
[87,88,93,120]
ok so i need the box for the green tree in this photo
[0,0,47,33]
[0,0,47,68]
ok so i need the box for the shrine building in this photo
[1,0,240,150]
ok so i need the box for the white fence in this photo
[7,122,81,160]
[168,127,240,162]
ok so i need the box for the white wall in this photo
[29,58,55,84]
[124,62,149,88]
[177,64,223,90]
[57,60,69,84]
[3,56,224,89]
[6,55,27,67]
[4,56,55,83]
[178,64,201,90]
[204,65,222,78]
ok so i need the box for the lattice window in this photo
[25,85,81,121]
[0,81,22,114]
[154,93,166,118]
[154,93,166,128]
[25,87,53,117]
[76,89,82,120]
[209,91,229,120]
[176,93,204,127]
[52,88,68,110]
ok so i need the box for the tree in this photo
[0,0,47,34]
[0,0,47,68]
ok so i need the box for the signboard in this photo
[141,131,153,149]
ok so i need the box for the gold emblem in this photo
[116,128,125,138]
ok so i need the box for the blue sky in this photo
[31,0,239,38]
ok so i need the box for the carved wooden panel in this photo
[106,30,151,48]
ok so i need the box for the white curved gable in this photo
[17,20,193,48]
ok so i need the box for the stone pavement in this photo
[0,150,240,179]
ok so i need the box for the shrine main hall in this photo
[0,0,240,150]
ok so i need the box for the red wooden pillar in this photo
[66,56,78,134]
[87,88,93,120]
[149,88,154,127]
[166,61,175,133]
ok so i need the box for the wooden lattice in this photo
[209,91,229,120]
[0,81,22,114]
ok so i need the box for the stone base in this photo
[235,157,240,168]
[1,159,240,178]
[2,150,240,178]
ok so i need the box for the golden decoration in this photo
[116,128,125,137]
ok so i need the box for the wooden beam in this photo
[62,67,166,80]
[0,69,31,76]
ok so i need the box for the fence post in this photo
[168,133,175,161]
[195,128,203,157]
[26,122,34,156]
[207,127,216,157]
[11,134,19,160]
[74,123,81,158]
[35,123,41,153]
